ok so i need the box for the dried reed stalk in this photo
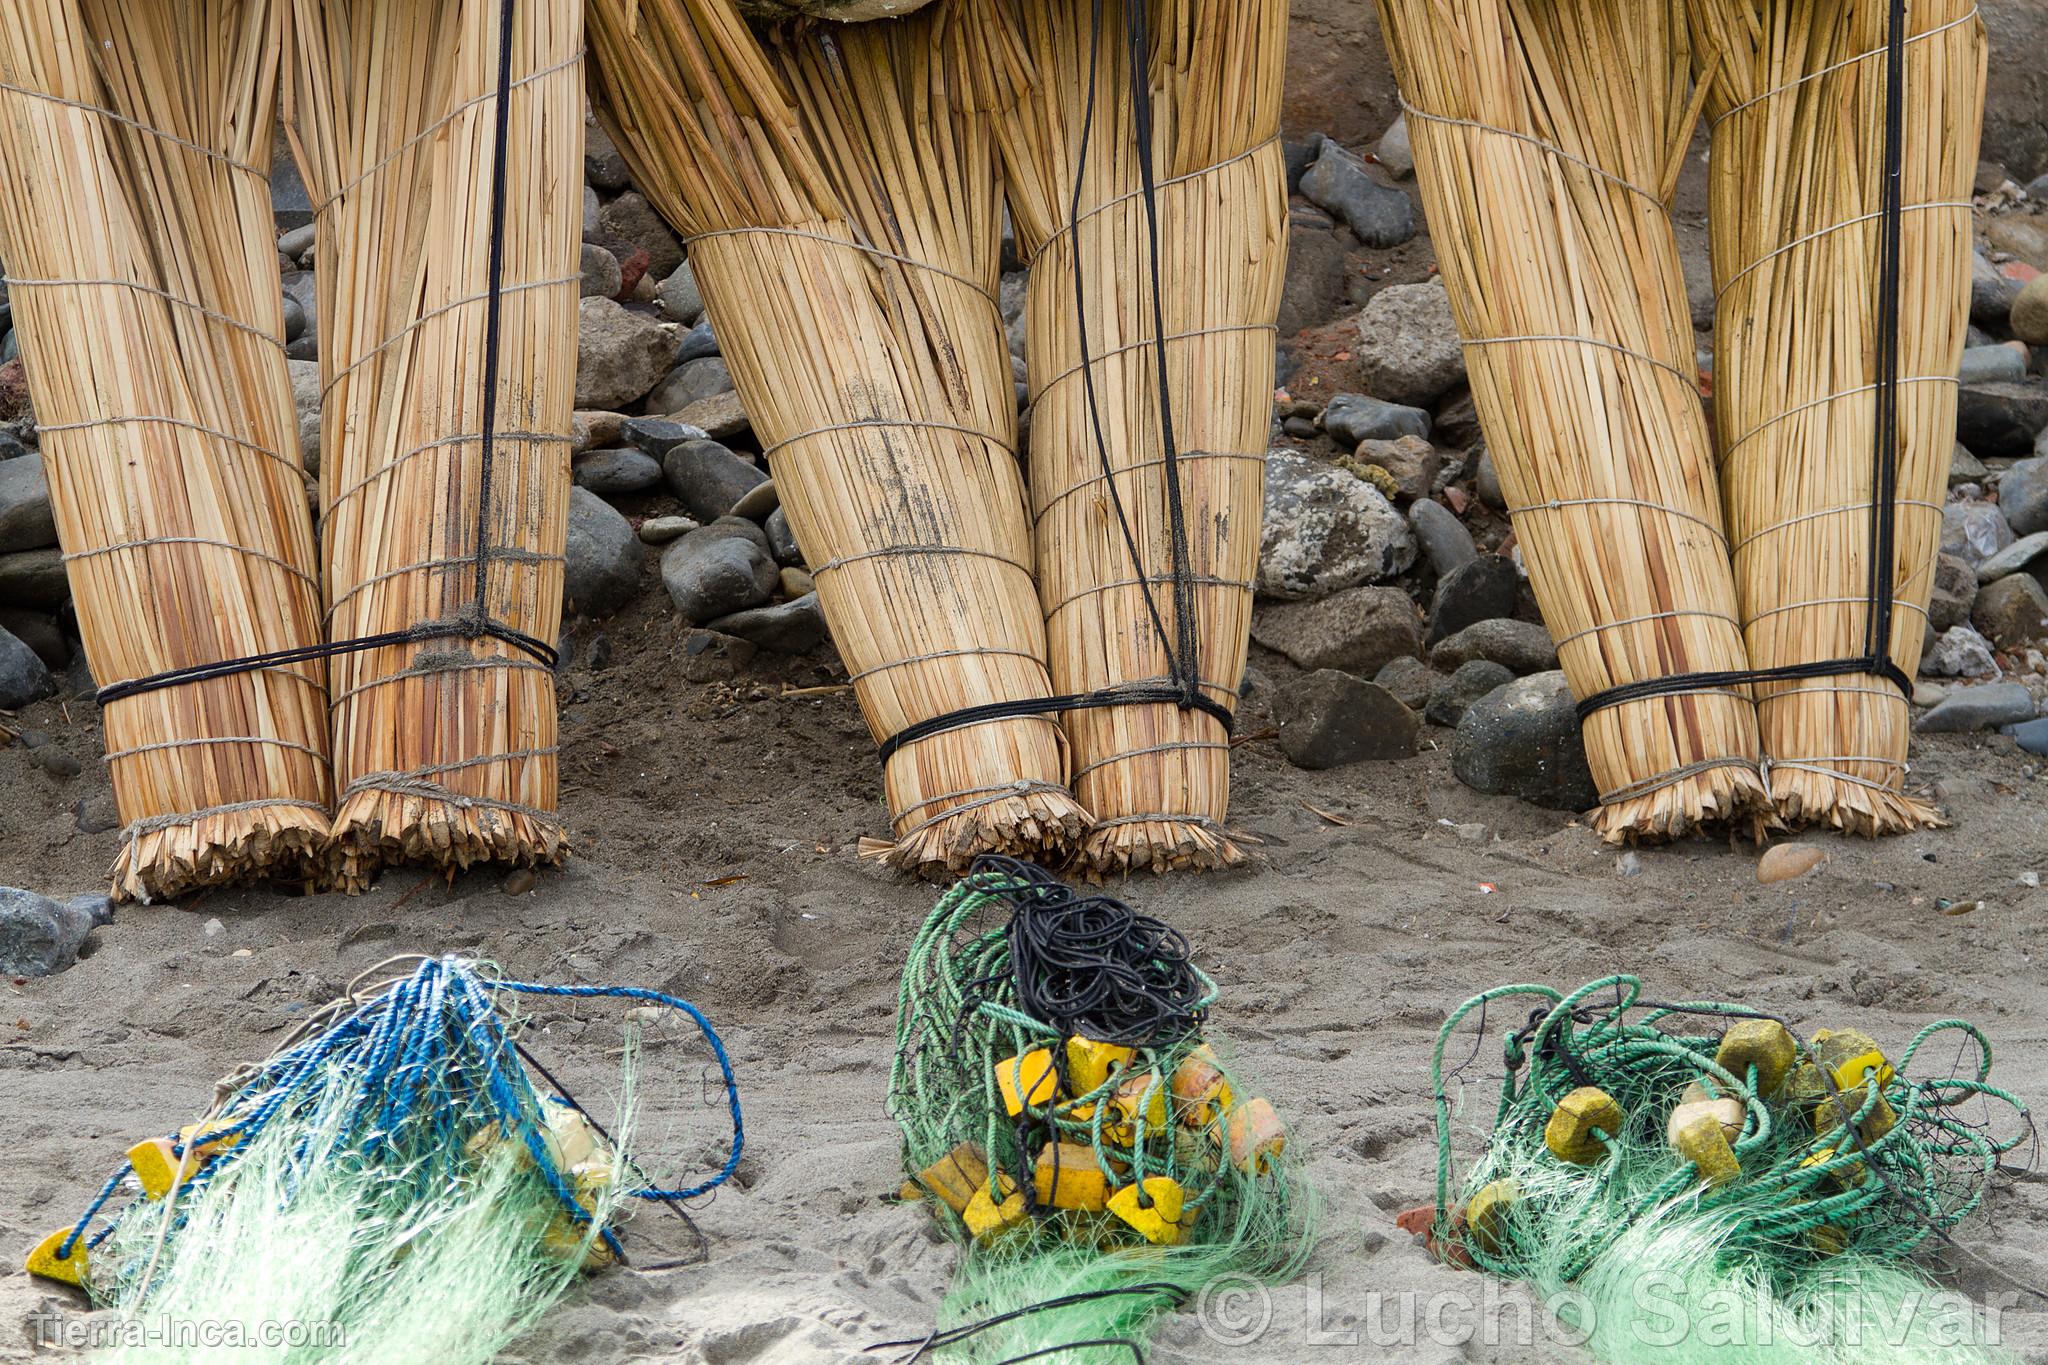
[985,0,1287,875]
[1688,0,1984,834]
[286,0,581,889]
[587,0,1090,876]
[0,0,332,900]
[1374,0,1770,842]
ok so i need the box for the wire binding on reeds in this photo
[1375,0,1772,845]
[0,1,334,902]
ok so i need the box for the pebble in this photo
[597,190,684,279]
[779,566,814,598]
[1616,851,1643,877]
[664,439,767,523]
[765,506,804,567]
[1950,442,1987,487]
[579,242,623,300]
[1281,415,1320,440]
[642,356,734,415]
[576,297,678,411]
[202,917,225,937]
[1431,617,1558,676]
[1916,681,2037,733]
[1350,435,1440,502]
[0,453,54,553]
[571,447,663,497]
[1922,625,2000,679]
[1474,448,1505,510]
[1249,585,1420,677]
[1298,140,1415,248]
[707,593,828,655]
[0,889,110,977]
[277,223,316,260]
[1973,573,2048,648]
[502,868,537,896]
[1323,392,1431,446]
[1972,251,2022,327]
[671,390,750,442]
[1374,655,1438,712]
[1974,533,2047,584]
[1273,671,1420,769]
[1958,343,2027,385]
[675,319,721,364]
[659,259,703,325]
[1928,554,1979,633]
[1955,379,2048,458]
[678,628,758,683]
[1408,498,1476,577]
[661,527,777,625]
[637,514,699,545]
[1425,659,1513,728]
[1375,113,1413,180]
[730,477,780,522]
[1353,283,1466,408]
[1451,670,1598,811]
[1940,499,2016,567]
[2014,275,2048,346]
[1257,450,1417,600]
[562,487,644,617]
[1757,844,1826,884]
[27,744,80,779]
[2007,715,2048,756]
[585,122,632,191]
[1427,554,1518,647]
[0,624,52,708]
[619,416,710,460]
[572,409,629,454]
[2000,457,2048,537]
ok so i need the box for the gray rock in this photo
[663,439,766,523]
[1951,442,1987,488]
[1928,553,1978,631]
[571,447,662,497]
[1972,251,2021,327]
[1428,554,1519,648]
[1956,379,2048,457]
[1474,447,1505,510]
[1426,659,1513,728]
[579,243,623,300]
[0,888,110,977]
[660,528,777,625]
[0,608,66,670]
[597,191,684,280]
[2014,274,2048,346]
[643,356,734,415]
[619,416,710,460]
[1278,224,1353,337]
[1374,655,1438,712]
[1922,624,2000,679]
[1915,681,2037,733]
[2000,457,2048,537]
[689,516,774,556]
[1351,435,1440,502]
[1250,585,1421,677]
[671,390,751,443]
[1973,572,2048,647]
[1375,113,1413,180]
[1408,498,1477,576]
[676,319,720,364]
[576,298,677,411]
[289,359,322,473]
[0,625,53,708]
[1432,617,1557,675]
[1451,670,1598,811]
[659,259,703,325]
[280,270,318,341]
[272,143,314,231]
[1323,392,1431,446]
[1282,136,1321,191]
[637,514,699,545]
[585,121,632,192]
[1942,499,2016,566]
[2008,715,2048,756]
[1258,450,1417,600]
[582,185,602,239]
[1976,531,2048,582]
[1298,141,1415,248]
[677,628,758,683]
[1353,283,1465,408]
[708,593,828,654]
[0,548,67,610]
[1959,344,2027,385]
[281,292,308,343]
[765,506,804,566]
[562,487,643,617]
[1273,671,1420,768]
[730,478,779,522]
[0,453,54,552]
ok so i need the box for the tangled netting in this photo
[38,956,742,1365]
[884,857,1316,1362]
[1429,975,2036,1364]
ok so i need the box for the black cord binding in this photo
[93,0,557,710]
[1576,0,1913,722]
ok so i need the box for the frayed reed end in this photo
[1069,816,1249,879]
[112,804,330,904]
[1592,764,1774,845]
[326,795,569,895]
[1768,766,1947,838]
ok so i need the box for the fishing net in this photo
[885,858,1316,1361]
[26,956,743,1365]
[1425,975,2034,1364]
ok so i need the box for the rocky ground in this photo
[2,11,2048,1364]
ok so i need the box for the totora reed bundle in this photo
[286,0,582,890]
[1688,0,1985,835]
[984,0,1288,876]
[1374,0,1770,843]
[586,0,1091,876]
[0,0,332,901]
